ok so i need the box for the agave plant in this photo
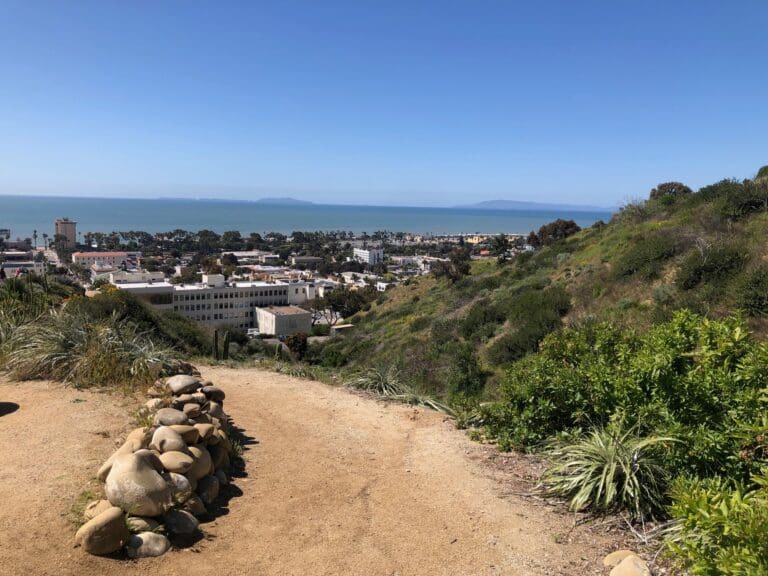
[542,424,675,520]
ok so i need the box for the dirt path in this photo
[0,367,622,576]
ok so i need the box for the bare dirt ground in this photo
[0,367,627,576]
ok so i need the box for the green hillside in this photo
[313,167,768,403]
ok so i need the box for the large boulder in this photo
[165,509,199,535]
[159,451,194,474]
[207,401,225,420]
[105,452,172,517]
[126,531,171,558]
[95,427,152,481]
[153,408,189,427]
[150,426,187,453]
[165,375,201,395]
[186,445,213,481]
[75,506,129,556]
[208,444,227,470]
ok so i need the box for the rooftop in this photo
[260,305,311,316]
[73,251,129,257]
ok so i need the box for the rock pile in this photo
[75,374,236,558]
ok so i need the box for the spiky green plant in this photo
[542,424,675,520]
[346,365,454,415]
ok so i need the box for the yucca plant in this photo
[346,365,454,415]
[542,424,675,520]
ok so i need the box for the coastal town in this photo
[0,217,538,338]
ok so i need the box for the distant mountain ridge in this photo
[456,199,613,212]
[255,197,314,206]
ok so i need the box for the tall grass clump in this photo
[4,308,175,389]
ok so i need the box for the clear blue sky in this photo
[1,1,766,207]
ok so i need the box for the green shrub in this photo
[543,424,674,520]
[678,244,746,290]
[735,265,768,316]
[668,474,768,575]
[460,300,505,342]
[613,232,680,279]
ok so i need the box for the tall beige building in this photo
[54,218,77,250]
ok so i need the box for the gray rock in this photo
[126,516,160,533]
[215,468,229,487]
[165,509,199,535]
[201,385,226,402]
[165,374,201,395]
[96,429,150,482]
[197,475,220,506]
[75,506,129,555]
[105,452,172,517]
[186,445,213,481]
[150,426,187,453]
[144,398,166,411]
[126,531,171,558]
[208,444,227,470]
[153,408,189,427]
[182,494,207,516]
[165,472,193,503]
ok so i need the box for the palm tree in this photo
[32,230,38,249]
[42,233,48,249]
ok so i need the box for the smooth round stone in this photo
[207,401,225,419]
[126,531,171,558]
[75,506,129,556]
[165,374,201,395]
[150,426,187,453]
[183,494,207,516]
[183,403,201,419]
[201,386,226,402]
[208,444,227,470]
[193,423,215,441]
[197,475,220,506]
[159,451,194,474]
[165,472,193,503]
[215,468,229,487]
[164,509,199,535]
[169,424,201,445]
[145,398,166,411]
[153,408,189,427]
[83,499,113,521]
[126,516,160,533]
[186,445,213,481]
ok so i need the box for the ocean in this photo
[0,195,613,239]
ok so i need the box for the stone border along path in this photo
[74,374,238,558]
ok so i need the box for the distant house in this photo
[72,251,137,267]
[255,305,312,337]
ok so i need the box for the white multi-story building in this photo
[115,274,309,330]
[353,248,384,266]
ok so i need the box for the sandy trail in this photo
[0,367,619,576]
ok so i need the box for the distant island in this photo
[456,199,613,212]
[255,197,314,206]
